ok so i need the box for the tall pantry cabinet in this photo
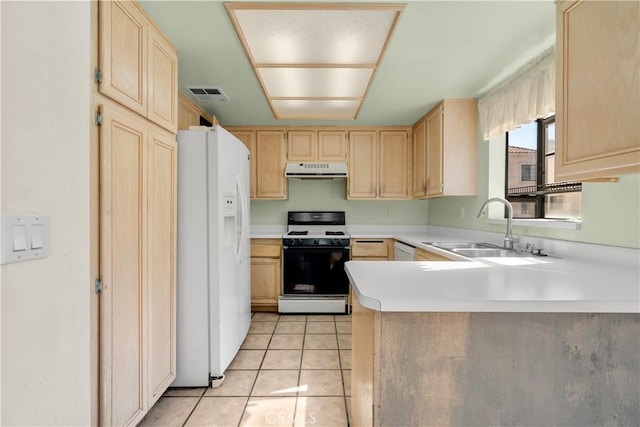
[97,1,178,425]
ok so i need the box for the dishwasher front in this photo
[393,241,415,261]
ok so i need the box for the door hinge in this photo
[95,278,103,294]
[95,111,103,126]
[94,68,102,84]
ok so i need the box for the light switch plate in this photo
[1,215,50,264]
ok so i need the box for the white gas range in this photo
[279,211,351,314]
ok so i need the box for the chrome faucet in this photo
[476,197,518,249]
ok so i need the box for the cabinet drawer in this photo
[351,240,389,258]
[251,239,282,258]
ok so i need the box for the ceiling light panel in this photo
[272,100,361,119]
[258,68,373,98]
[233,9,398,64]
[226,3,405,120]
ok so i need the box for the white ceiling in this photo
[139,0,556,126]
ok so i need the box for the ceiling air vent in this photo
[185,86,229,102]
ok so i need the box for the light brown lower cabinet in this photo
[349,238,393,308]
[414,247,452,261]
[350,238,394,261]
[251,239,282,312]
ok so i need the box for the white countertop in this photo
[346,227,640,314]
[251,224,639,313]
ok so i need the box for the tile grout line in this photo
[180,388,208,427]
[291,315,307,426]
[336,317,352,427]
[237,313,279,426]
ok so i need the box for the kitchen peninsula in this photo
[346,238,640,426]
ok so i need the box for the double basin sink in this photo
[424,242,527,258]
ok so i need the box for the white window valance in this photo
[478,47,556,140]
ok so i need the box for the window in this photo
[521,164,536,181]
[506,116,582,219]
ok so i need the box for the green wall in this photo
[428,134,640,249]
[250,179,429,225]
[250,138,639,249]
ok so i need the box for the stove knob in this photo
[314,239,319,245]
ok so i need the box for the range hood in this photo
[285,162,348,179]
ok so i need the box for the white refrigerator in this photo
[173,126,251,387]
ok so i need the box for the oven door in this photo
[282,246,350,296]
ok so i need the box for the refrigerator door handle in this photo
[235,175,249,264]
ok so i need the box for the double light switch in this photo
[1,215,50,264]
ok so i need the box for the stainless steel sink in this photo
[423,242,528,258]
[423,242,500,250]
[450,247,524,258]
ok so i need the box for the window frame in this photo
[504,116,582,219]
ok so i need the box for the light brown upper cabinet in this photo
[147,24,178,133]
[287,130,317,161]
[287,130,348,161]
[177,92,216,131]
[425,106,444,197]
[348,130,411,199]
[318,131,348,161]
[99,0,178,133]
[348,131,379,199]
[256,130,288,199]
[555,0,640,181]
[228,129,257,199]
[412,119,427,198]
[413,99,477,198]
[227,127,287,200]
[379,131,411,198]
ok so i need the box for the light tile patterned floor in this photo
[140,313,352,427]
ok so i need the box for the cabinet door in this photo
[556,0,640,180]
[251,258,281,307]
[426,106,444,197]
[318,131,347,161]
[288,130,317,161]
[147,25,177,133]
[256,131,287,199]
[177,97,199,130]
[379,131,410,199]
[230,130,257,199]
[99,0,148,116]
[147,128,177,404]
[414,247,452,261]
[412,119,427,198]
[348,131,378,199]
[99,103,148,427]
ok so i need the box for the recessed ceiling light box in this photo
[225,2,405,120]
